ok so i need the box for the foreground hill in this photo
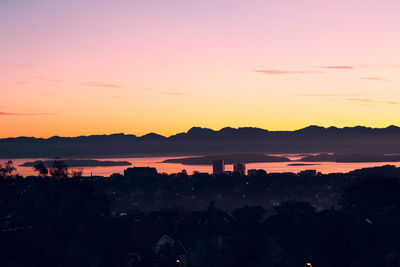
[1,125,400,158]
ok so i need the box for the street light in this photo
[306,263,312,267]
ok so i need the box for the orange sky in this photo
[1,0,400,138]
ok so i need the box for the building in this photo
[298,169,317,176]
[180,203,234,267]
[234,163,246,175]
[212,160,225,175]
[109,173,124,179]
[248,169,267,176]
[153,234,188,267]
[124,167,158,177]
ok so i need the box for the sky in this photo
[1,0,400,138]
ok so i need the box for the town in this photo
[1,160,400,266]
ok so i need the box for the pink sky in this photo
[1,0,400,137]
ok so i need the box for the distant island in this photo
[287,163,320,166]
[299,153,400,163]
[20,159,132,168]
[162,154,290,165]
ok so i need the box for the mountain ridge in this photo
[1,125,400,158]
[2,125,400,141]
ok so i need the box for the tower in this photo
[213,160,225,175]
[234,163,246,175]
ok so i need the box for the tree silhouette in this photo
[0,160,16,178]
[71,169,83,178]
[49,159,69,179]
[341,176,400,214]
[276,199,316,216]
[33,161,49,177]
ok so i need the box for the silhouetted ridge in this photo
[219,127,238,135]
[237,127,269,135]
[139,133,167,141]
[2,125,400,158]
[295,125,326,134]
[187,127,216,137]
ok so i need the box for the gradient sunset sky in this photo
[1,0,400,138]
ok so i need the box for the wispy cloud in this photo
[351,64,400,69]
[0,111,55,116]
[378,64,400,69]
[297,93,361,97]
[253,70,322,75]
[157,92,185,96]
[348,98,374,103]
[12,76,63,85]
[348,98,400,105]
[387,101,400,105]
[82,82,125,88]
[13,81,30,85]
[319,65,354,70]
[14,77,124,88]
[14,64,67,71]
[358,76,390,82]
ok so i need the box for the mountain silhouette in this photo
[1,125,400,158]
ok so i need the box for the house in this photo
[259,207,280,223]
[153,234,188,267]
[179,203,234,267]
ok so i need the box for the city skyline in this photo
[1,0,400,138]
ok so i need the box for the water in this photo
[4,155,400,177]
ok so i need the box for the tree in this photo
[341,176,400,214]
[71,169,83,178]
[276,199,316,216]
[0,160,16,178]
[49,159,69,179]
[33,161,49,177]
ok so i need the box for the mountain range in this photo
[1,125,400,158]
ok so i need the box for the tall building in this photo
[234,163,246,175]
[213,160,225,175]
